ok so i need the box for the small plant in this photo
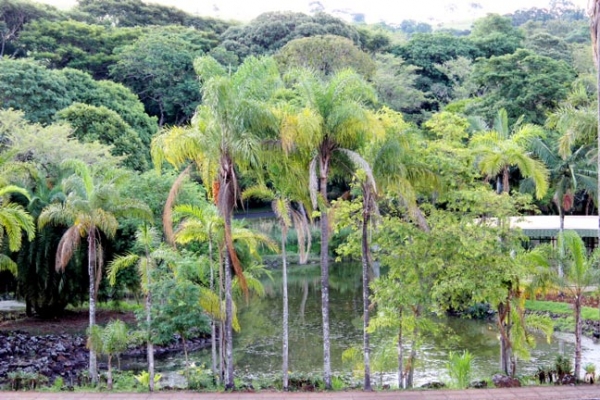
[331,376,345,390]
[447,350,473,389]
[584,363,596,384]
[186,365,216,390]
[135,370,162,389]
[51,377,64,392]
[554,354,572,381]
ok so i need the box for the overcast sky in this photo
[35,0,590,24]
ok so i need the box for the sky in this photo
[36,0,591,25]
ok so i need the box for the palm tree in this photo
[172,203,221,381]
[470,108,549,199]
[554,230,600,381]
[529,139,597,234]
[152,55,281,389]
[284,68,378,389]
[107,225,160,391]
[87,320,129,390]
[0,184,35,275]
[38,160,151,384]
[590,0,600,247]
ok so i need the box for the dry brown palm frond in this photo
[163,164,192,247]
[55,225,82,271]
[224,221,247,295]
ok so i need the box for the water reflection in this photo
[180,263,600,385]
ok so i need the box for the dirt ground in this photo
[0,309,137,335]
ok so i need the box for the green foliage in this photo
[276,35,376,80]
[57,103,148,171]
[447,350,473,389]
[110,28,207,125]
[217,11,359,61]
[186,365,216,390]
[16,19,142,79]
[75,0,230,33]
[469,49,575,124]
[134,370,161,389]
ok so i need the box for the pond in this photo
[162,262,600,386]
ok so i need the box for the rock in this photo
[421,381,446,389]
[469,380,488,388]
[492,374,521,388]
[559,374,576,385]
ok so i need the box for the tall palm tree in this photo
[107,225,160,391]
[243,156,309,390]
[590,0,600,247]
[554,230,600,380]
[152,55,281,389]
[283,68,378,389]
[38,160,151,384]
[470,109,549,200]
[0,184,35,275]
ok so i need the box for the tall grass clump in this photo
[447,350,473,389]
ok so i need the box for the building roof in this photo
[510,216,599,238]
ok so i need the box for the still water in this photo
[183,263,600,385]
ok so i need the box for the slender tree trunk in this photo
[107,355,113,390]
[361,202,372,391]
[559,207,565,278]
[282,226,289,391]
[319,163,332,390]
[575,294,582,381]
[299,204,311,265]
[146,291,155,391]
[406,307,419,388]
[502,167,510,194]
[224,248,234,390]
[88,230,98,385]
[182,334,190,381]
[209,238,218,382]
[497,301,512,376]
[398,308,403,389]
[596,14,600,252]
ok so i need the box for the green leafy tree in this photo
[16,19,142,79]
[217,11,359,61]
[38,160,151,384]
[75,0,230,33]
[469,49,575,124]
[110,28,207,125]
[275,35,376,80]
[469,14,524,58]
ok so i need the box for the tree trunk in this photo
[282,226,289,391]
[558,206,565,278]
[181,334,190,383]
[146,291,154,392]
[502,166,510,194]
[596,14,600,252]
[361,203,372,391]
[398,308,403,389]
[497,301,512,376]
[319,168,332,390]
[298,204,311,265]
[575,294,582,381]
[224,249,234,390]
[107,355,113,390]
[406,307,419,388]
[209,238,218,382]
[88,230,98,385]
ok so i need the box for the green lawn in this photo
[525,300,600,321]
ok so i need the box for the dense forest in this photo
[1,0,599,392]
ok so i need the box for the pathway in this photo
[2,386,600,400]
